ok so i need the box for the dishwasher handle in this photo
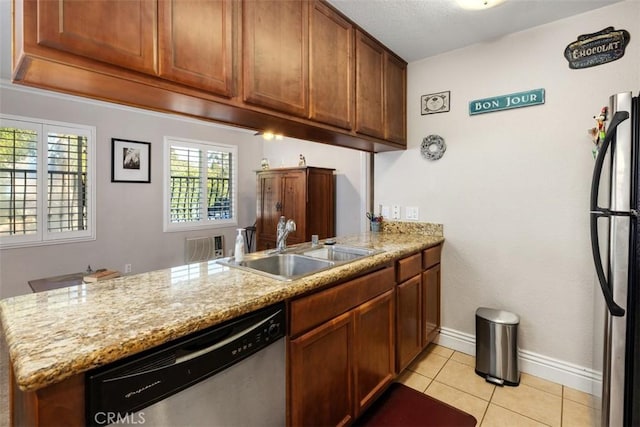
[175,309,282,364]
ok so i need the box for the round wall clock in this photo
[421,135,446,160]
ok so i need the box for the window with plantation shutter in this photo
[164,136,237,232]
[0,115,95,248]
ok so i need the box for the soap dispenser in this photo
[235,228,245,263]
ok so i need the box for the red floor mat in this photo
[354,383,477,427]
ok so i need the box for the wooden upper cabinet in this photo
[355,30,385,139]
[309,1,353,130]
[242,0,308,117]
[35,0,157,75]
[385,53,407,144]
[158,0,234,97]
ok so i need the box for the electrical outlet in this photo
[124,264,132,274]
[392,205,401,220]
[405,206,419,220]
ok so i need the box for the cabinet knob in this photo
[275,201,282,212]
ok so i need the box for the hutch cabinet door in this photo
[256,172,282,249]
[36,0,157,74]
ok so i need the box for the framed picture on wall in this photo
[111,138,151,183]
[421,91,450,115]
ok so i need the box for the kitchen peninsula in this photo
[1,223,443,426]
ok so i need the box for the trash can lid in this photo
[476,307,520,324]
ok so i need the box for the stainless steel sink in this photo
[239,253,335,280]
[302,245,379,262]
[217,244,383,281]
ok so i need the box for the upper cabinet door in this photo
[385,53,407,144]
[242,0,308,117]
[158,0,234,97]
[355,30,385,139]
[309,1,353,130]
[36,0,157,75]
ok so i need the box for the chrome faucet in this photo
[276,216,296,252]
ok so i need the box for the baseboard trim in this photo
[434,327,602,395]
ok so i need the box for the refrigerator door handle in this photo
[590,212,625,316]
[589,110,629,317]
[590,111,630,214]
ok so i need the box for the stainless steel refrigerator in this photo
[590,91,639,427]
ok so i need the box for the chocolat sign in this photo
[564,27,630,69]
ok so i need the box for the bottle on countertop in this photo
[235,228,245,263]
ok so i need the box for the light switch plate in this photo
[381,206,390,218]
[405,206,419,220]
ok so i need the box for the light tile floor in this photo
[396,344,599,427]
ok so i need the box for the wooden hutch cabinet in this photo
[256,167,335,250]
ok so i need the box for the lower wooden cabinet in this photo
[423,263,441,346]
[354,290,395,414]
[288,266,395,425]
[289,311,354,427]
[395,244,442,372]
[396,274,422,371]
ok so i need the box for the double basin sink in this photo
[217,244,383,281]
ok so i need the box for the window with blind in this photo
[164,136,237,231]
[0,115,95,248]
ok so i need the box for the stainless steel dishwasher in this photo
[86,302,286,426]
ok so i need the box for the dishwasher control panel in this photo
[86,302,285,426]
[230,308,284,358]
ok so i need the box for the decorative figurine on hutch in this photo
[298,154,306,167]
[589,106,608,158]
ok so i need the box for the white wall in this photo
[376,0,639,375]
[262,138,369,236]
[0,84,264,298]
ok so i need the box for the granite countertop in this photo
[0,224,443,392]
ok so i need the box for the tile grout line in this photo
[560,386,565,427]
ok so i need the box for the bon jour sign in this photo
[469,88,545,116]
[564,27,630,69]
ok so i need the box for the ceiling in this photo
[326,0,623,62]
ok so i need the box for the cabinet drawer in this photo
[423,244,442,270]
[290,266,395,337]
[396,253,421,283]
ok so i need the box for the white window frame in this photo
[163,136,238,232]
[0,114,96,249]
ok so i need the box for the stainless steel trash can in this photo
[475,307,520,386]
